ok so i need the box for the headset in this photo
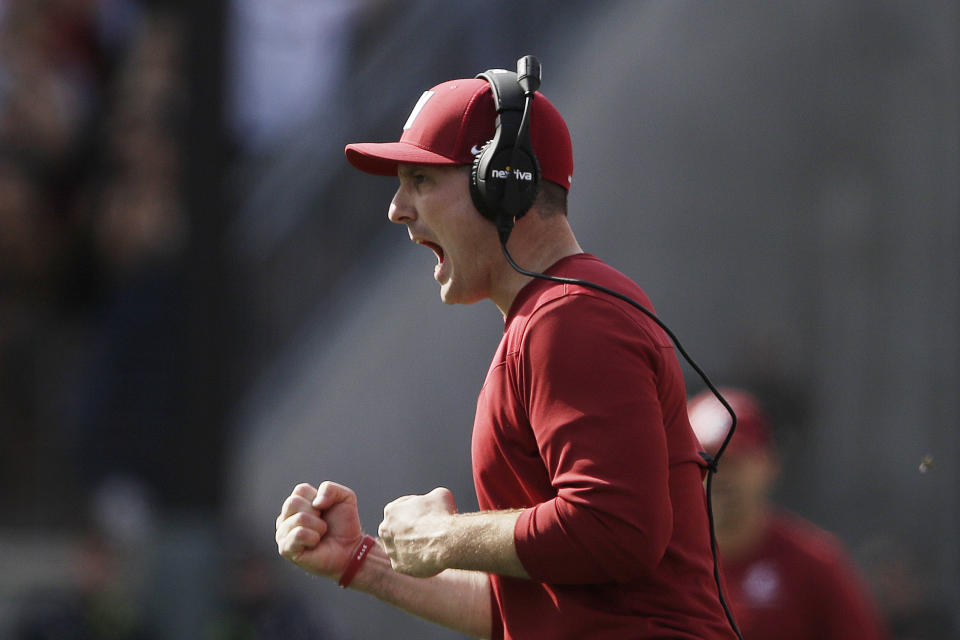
[470,57,542,244]
[473,55,744,640]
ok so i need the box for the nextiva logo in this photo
[491,167,533,181]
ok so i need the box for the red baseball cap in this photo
[687,387,774,457]
[344,78,573,190]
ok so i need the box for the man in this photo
[275,63,737,639]
[687,387,891,640]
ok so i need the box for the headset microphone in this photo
[516,55,541,94]
[503,56,539,243]
[481,55,745,640]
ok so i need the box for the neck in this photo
[716,505,770,560]
[490,215,582,317]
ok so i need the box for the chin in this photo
[440,283,484,306]
[439,287,460,306]
[440,291,468,306]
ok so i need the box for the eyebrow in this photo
[397,164,425,178]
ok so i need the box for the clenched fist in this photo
[378,487,458,578]
[275,481,365,581]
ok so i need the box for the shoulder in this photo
[509,254,664,345]
[767,511,855,570]
[551,254,651,304]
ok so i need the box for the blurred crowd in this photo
[0,0,188,524]
[0,1,311,637]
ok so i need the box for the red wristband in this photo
[338,535,376,589]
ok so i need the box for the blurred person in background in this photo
[206,538,335,640]
[0,154,60,517]
[687,387,891,640]
[1,3,191,636]
[68,7,190,514]
[0,0,95,170]
[13,525,156,640]
[0,0,178,522]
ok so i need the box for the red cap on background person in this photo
[344,77,574,191]
[687,387,773,457]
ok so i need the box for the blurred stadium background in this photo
[0,1,957,638]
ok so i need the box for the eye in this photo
[399,167,430,190]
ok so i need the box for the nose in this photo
[388,185,416,225]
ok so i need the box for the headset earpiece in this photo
[470,141,540,220]
[469,64,541,237]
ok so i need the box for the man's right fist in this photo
[275,481,365,581]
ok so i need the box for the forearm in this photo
[381,503,529,580]
[350,542,493,639]
[369,489,531,637]
[435,510,529,578]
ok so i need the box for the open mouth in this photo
[418,240,445,264]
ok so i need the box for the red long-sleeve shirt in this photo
[472,254,736,640]
[721,511,891,640]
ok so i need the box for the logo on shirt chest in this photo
[741,561,781,607]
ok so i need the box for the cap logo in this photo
[688,399,733,449]
[403,90,434,130]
